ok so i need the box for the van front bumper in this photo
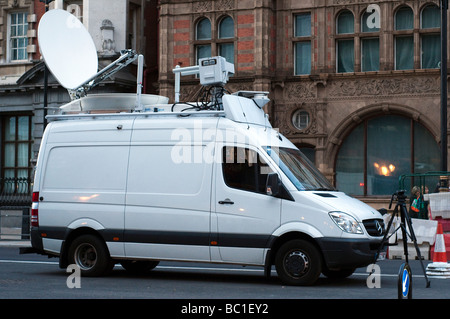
[316,237,384,270]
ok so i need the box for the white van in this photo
[29,92,386,286]
[29,10,385,285]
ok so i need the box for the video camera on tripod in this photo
[374,190,430,298]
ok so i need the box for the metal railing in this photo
[0,177,32,207]
[0,178,32,240]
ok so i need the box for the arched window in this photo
[336,10,354,73]
[196,18,211,40]
[361,8,380,71]
[394,6,414,70]
[336,115,440,195]
[219,16,233,38]
[420,4,440,69]
[218,16,234,64]
[195,18,212,64]
[337,10,354,34]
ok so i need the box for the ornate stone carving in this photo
[216,0,234,11]
[328,76,439,98]
[194,1,212,12]
[275,104,319,136]
[284,82,316,100]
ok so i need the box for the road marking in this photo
[0,259,59,265]
[0,259,428,278]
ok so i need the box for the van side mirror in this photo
[266,173,281,197]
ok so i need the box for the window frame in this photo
[217,15,235,64]
[336,10,355,73]
[1,114,34,195]
[335,115,440,196]
[194,16,236,66]
[420,4,441,69]
[293,12,312,76]
[7,11,29,63]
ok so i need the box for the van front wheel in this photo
[275,239,322,286]
[68,234,112,277]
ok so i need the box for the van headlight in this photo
[329,212,363,234]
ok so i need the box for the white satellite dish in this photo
[38,9,98,90]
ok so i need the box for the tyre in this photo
[275,239,322,286]
[67,234,112,277]
[120,260,160,275]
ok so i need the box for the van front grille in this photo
[363,219,385,237]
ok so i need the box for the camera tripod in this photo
[373,190,430,291]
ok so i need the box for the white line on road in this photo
[0,259,426,278]
[0,259,59,265]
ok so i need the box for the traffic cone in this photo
[426,223,450,278]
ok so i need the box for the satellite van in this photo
[27,9,386,286]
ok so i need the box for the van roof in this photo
[47,92,272,128]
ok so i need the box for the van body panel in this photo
[122,117,217,261]
[42,238,63,254]
[30,93,385,284]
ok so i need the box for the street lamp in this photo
[441,0,448,172]
[39,0,54,128]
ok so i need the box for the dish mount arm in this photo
[68,49,138,100]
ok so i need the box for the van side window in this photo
[222,146,272,194]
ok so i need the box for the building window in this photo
[292,109,310,130]
[9,12,28,62]
[1,115,33,195]
[195,18,212,64]
[218,16,234,64]
[394,6,414,70]
[294,13,311,75]
[420,4,440,69]
[336,115,440,196]
[361,38,379,71]
[195,16,235,66]
[336,10,354,73]
[361,9,380,72]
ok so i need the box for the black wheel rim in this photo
[283,250,309,278]
[74,243,97,271]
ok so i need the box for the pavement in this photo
[0,240,31,247]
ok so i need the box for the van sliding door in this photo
[124,118,217,262]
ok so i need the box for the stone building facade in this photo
[0,0,151,208]
[158,0,447,207]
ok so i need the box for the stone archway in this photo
[325,102,439,186]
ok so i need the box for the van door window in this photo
[222,146,272,194]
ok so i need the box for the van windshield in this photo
[264,146,335,191]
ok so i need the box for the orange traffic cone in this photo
[426,223,450,278]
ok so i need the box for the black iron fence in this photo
[0,177,32,207]
[0,178,32,240]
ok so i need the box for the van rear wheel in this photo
[275,239,322,286]
[68,234,112,277]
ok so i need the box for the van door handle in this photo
[218,199,234,205]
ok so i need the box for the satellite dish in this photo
[38,9,98,90]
